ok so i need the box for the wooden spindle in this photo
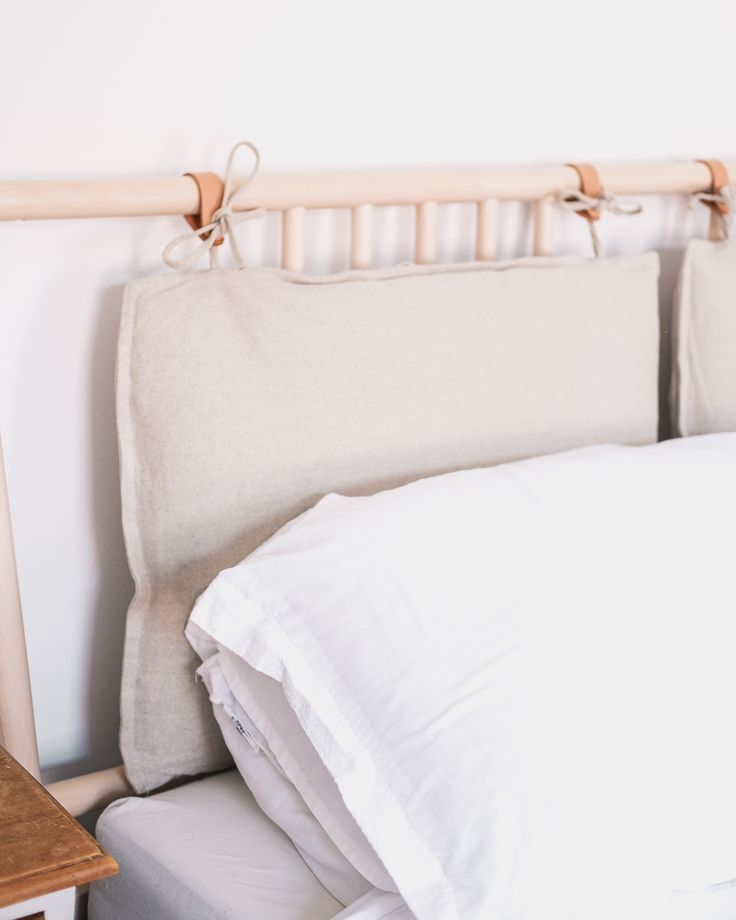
[351,204,374,269]
[475,199,498,261]
[415,201,438,264]
[533,196,554,256]
[282,206,305,272]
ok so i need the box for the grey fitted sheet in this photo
[89,770,343,920]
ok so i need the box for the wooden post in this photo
[351,204,373,269]
[533,196,555,256]
[475,199,498,261]
[0,433,40,779]
[282,207,306,272]
[415,201,438,264]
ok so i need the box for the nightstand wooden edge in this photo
[0,852,118,908]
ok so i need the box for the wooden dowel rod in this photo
[0,434,40,779]
[475,199,498,260]
[282,207,305,272]
[2,161,735,222]
[415,201,438,264]
[47,766,132,817]
[350,204,373,269]
[533,196,555,256]
[0,177,200,221]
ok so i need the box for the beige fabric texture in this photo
[671,239,736,436]
[117,254,660,793]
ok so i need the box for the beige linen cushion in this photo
[671,239,736,436]
[117,254,660,793]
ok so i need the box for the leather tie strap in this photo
[565,163,602,222]
[184,172,226,246]
[696,159,730,216]
[164,141,265,270]
[557,163,642,257]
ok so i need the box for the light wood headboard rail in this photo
[3,161,734,218]
[2,160,735,270]
[1,156,734,815]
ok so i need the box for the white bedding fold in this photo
[331,890,411,920]
[189,434,736,920]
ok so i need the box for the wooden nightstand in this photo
[0,747,118,919]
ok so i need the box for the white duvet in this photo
[188,434,736,920]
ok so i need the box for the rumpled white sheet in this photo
[649,879,736,920]
[335,880,736,920]
[333,890,413,919]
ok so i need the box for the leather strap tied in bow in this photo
[558,163,642,256]
[164,141,265,269]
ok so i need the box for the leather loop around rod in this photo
[565,163,602,221]
[184,172,226,245]
[697,159,730,215]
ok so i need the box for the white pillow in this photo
[186,630,380,906]
[188,434,736,920]
[187,622,396,905]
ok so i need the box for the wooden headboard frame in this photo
[0,157,733,816]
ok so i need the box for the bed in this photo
[91,770,344,920]
[2,151,736,920]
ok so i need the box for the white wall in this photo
[1,0,733,782]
